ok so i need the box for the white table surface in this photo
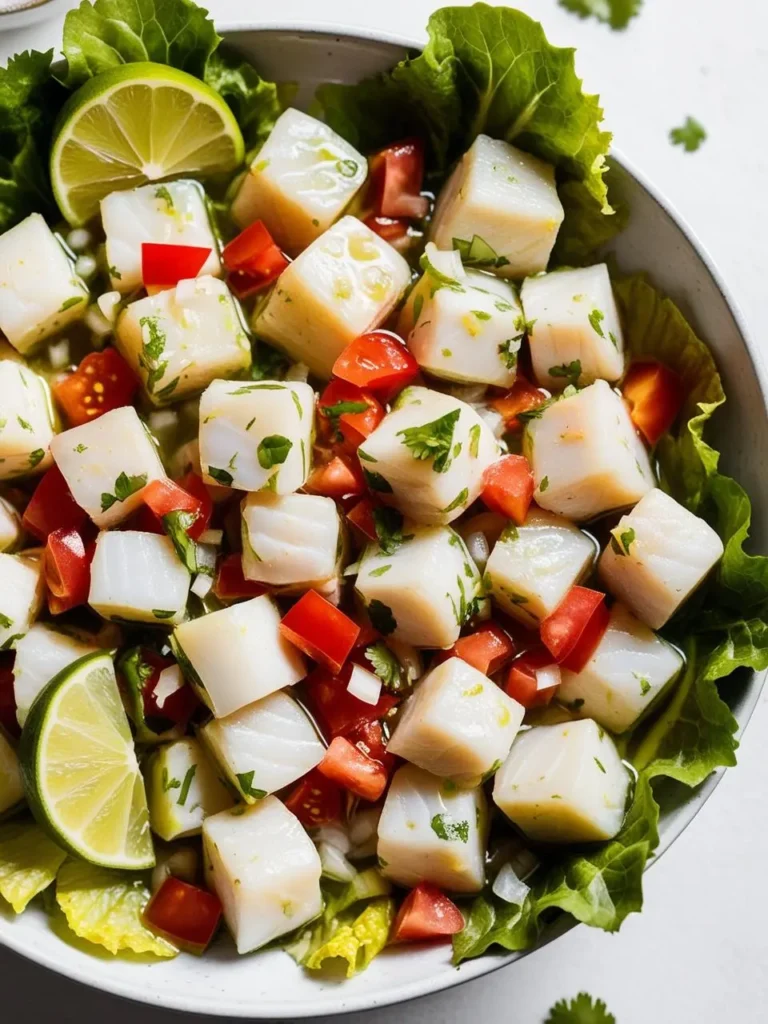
[1,0,767,1020]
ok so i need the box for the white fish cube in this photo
[398,246,524,387]
[0,497,22,552]
[231,108,368,257]
[522,264,624,389]
[241,492,341,587]
[50,406,167,528]
[357,386,499,525]
[199,379,314,493]
[356,525,485,648]
[0,214,88,354]
[172,595,307,718]
[0,730,23,816]
[13,624,97,727]
[599,487,724,628]
[88,531,191,625]
[203,797,323,953]
[429,135,564,280]
[0,552,43,650]
[494,719,629,843]
[526,379,654,521]
[115,276,251,405]
[144,737,232,841]
[202,690,325,803]
[254,216,411,379]
[559,603,684,732]
[388,657,524,782]
[485,509,595,625]
[378,763,487,893]
[0,361,54,480]
[101,179,221,292]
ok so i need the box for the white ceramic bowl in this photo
[2,23,767,1019]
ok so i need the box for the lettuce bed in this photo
[1,0,766,972]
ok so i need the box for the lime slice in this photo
[19,650,155,870]
[50,62,245,226]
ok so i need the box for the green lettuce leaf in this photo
[204,48,287,152]
[304,897,394,977]
[0,820,67,913]
[551,166,629,267]
[558,0,642,31]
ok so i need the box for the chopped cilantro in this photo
[397,408,460,473]
[207,466,234,486]
[451,234,509,269]
[163,509,201,574]
[177,765,197,806]
[321,399,369,441]
[369,564,392,577]
[549,360,582,385]
[364,641,408,692]
[413,293,424,325]
[469,424,481,458]
[291,390,303,419]
[540,475,550,492]
[610,527,635,556]
[73,443,87,453]
[594,757,606,774]
[441,487,468,514]
[154,185,174,209]
[236,770,267,799]
[60,296,83,312]
[0,613,13,630]
[229,383,285,395]
[363,468,392,493]
[257,434,293,469]
[670,116,707,153]
[152,609,176,620]
[471,309,491,321]
[588,308,605,338]
[162,768,180,792]
[336,158,359,178]
[357,449,377,463]
[100,471,147,512]
[108,264,122,280]
[367,599,397,635]
[373,506,412,555]
[138,315,169,394]
[430,813,469,843]
[498,338,519,369]
[28,449,45,468]
[545,992,615,1024]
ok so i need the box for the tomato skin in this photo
[303,664,398,738]
[363,214,409,242]
[622,361,684,446]
[332,331,419,401]
[481,454,534,525]
[280,591,360,674]
[133,648,200,729]
[318,736,388,802]
[504,649,560,708]
[142,478,206,537]
[223,221,289,296]
[318,380,384,450]
[441,622,516,676]
[143,878,222,954]
[53,348,139,427]
[284,768,342,827]
[346,719,398,775]
[175,473,213,539]
[540,587,610,673]
[391,884,464,943]
[141,243,212,289]
[490,373,547,431]
[369,138,428,220]
[44,527,92,615]
[346,498,378,541]
[0,655,19,740]
[22,465,87,542]
[304,452,367,501]
[213,553,268,601]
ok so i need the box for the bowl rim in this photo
[2,19,767,1019]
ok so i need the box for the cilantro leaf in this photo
[177,765,197,806]
[397,409,460,474]
[549,360,582,385]
[588,308,605,337]
[670,116,707,153]
[545,992,616,1024]
[558,0,641,31]
[138,315,168,395]
[364,641,409,693]
[163,509,201,573]
[373,506,412,556]
[452,235,509,269]
[257,434,292,469]
[430,813,469,843]
[321,400,370,441]
[363,468,393,494]
[367,599,397,636]
[207,466,233,486]
[236,770,267,800]
[100,472,147,512]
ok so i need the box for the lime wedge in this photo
[19,650,155,870]
[50,62,245,226]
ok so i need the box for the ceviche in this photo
[0,0,766,977]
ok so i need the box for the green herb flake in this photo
[452,234,509,269]
[0,612,13,630]
[469,424,481,458]
[291,390,304,419]
[28,449,45,468]
[207,466,234,486]
[498,338,519,370]
[16,416,32,432]
[441,488,468,514]
[610,526,636,556]
[588,308,605,338]
[154,185,174,210]
[100,471,147,512]
[373,506,412,555]
[413,293,424,325]
[138,315,169,394]
[594,757,606,774]
[236,770,267,800]
[177,765,197,806]
[367,599,397,636]
[336,158,359,178]
[152,609,176,620]
[73,443,87,453]
[471,309,491,321]
[397,408,460,473]
[540,475,550,492]
[364,641,407,692]
[670,116,707,153]
[59,296,83,312]
[108,265,122,280]
[549,360,582,385]
[369,564,392,577]
[363,468,392,493]
[162,769,180,792]
[430,813,469,843]
[257,434,293,469]
[545,992,616,1024]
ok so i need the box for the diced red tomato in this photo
[481,454,534,525]
[369,138,428,220]
[280,591,360,673]
[622,361,684,446]
[127,503,165,534]
[0,655,19,740]
[175,472,213,539]
[504,649,561,709]
[317,380,384,450]
[284,768,342,827]
[363,214,409,242]
[346,497,378,541]
[135,648,200,729]
[443,622,516,676]
[141,477,210,540]
[303,664,398,738]
[53,348,139,427]
[332,331,419,401]
[346,718,397,775]
[22,465,87,542]
[141,243,212,289]
[540,586,609,673]
[351,615,380,649]
[318,736,388,802]
[213,553,268,601]
[304,452,366,501]
[222,221,289,296]
[490,373,548,431]
[143,878,221,955]
[391,883,464,943]
[44,527,91,615]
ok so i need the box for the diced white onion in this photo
[153,665,184,710]
[151,845,199,894]
[465,530,490,571]
[348,807,381,860]
[48,338,70,370]
[318,841,357,882]
[198,529,223,546]
[492,863,531,905]
[535,664,561,691]
[195,544,217,576]
[97,290,122,323]
[458,511,507,548]
[75,254,98,281]
[343,560,360,577]
[387,638,422,684]
[84,307,112,342]
[148,409,178,433]
[191,573,214,599]
[473,403,507,441]
[347,664,382,706]
[66,228,92,253]
[313,824,351,855]
[285,362,310,383]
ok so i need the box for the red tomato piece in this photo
[318,736,388,802]
[213,553,268,601]
[142,477,211,540]
[304,452,367,501]
[284,768,342,827]
[0,655,19,740]
[363,214,409,242]
[53,348,139,428]
[128,503,165,534]
[504,649,560,709]
[540,587,610,673]
[143,877,222,955]
[22,464,87,542]
[141,243,212,289]
[135,648,200,729]
[391,883,464,943]
[481,454,534,525]
[44,527,91,615]
[445,622,516,676]
[346,718,398,776]
[369,138,428,220]
[280,591,360,673]
[318,379,384,450]
[303,665,397,738]
[622,361,684,446]
[332,331,419,401]
[222,221,289,297]
[346,497,378,541]
[490,374,548,431]
[176,472,213,539]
